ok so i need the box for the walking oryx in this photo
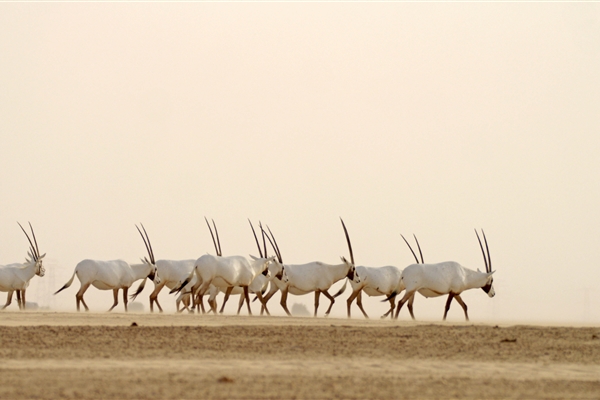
[54,224,161,311]
[261,218,359,317]
[336,234,424,319]
[0,223,45,310]
[393,229,495,321]
[171,218,275,315]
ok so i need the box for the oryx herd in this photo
[1,219,496,321]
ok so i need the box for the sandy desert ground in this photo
[0,312,599,399]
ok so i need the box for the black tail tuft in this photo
[382,291,397,302]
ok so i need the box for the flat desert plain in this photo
[0,312,599,399]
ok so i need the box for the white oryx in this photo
[393,229,495,321]
[171,218,275,315]
[261,218,359,317]
[55,225,161,312]
[0,223,45,310]
[179,220,278,315]
[341,234,423,319]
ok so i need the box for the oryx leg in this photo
[394,290,416,319]
[454,294,469,321]
[237,292,245,315]
[122,287,129,312]
[176,292,190,313]
[346,288,361,318]
[407,293,416,320]
[2,291,14,310]
[149,282,166,313]
[261,284,279,315]
[196,283,211,314]
[314,290,321,317]
[208,297,217,314]
[355,291,369,319]
[443,293,456,321]
[280,288,292,316]
[108,289,119,312]
[381,295,396,319]
[220,286,234,314]
[322,290,336,316]
[243,286,252,316]
[76,283,91,312]
[17,289,26,310]
[255,291,270,316]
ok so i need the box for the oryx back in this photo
[76,259,131,290]
[359,265,403,297]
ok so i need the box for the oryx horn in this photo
[136,224,155,265]
[248,219,263,258]
[340,218,354,265]
[18,222,39,261]
[475,229,491,273]
[265,225,282,263]
[401,234,424,264]
[205,217,222,256]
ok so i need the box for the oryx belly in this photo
[288,286,313,296]
[417,288,445,298]
[362,287,387,297]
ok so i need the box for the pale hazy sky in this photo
[1,3,599,322]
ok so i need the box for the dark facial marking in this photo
[347,267,355,280]
[481,279,493,294]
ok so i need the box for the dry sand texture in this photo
[0,312,599,399]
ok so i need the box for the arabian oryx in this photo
[171,218,276,315]
[338,234,424,319]
[393,229,495,321]
[261,218,360,317]
[176,220,279,315]
[0,223,45,310]
[54,225,161,312]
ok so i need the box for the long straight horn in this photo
[475,229,490,273]
[212,219,222,256]
[260,222,267,258]
[401,234,419,264]
[205,217,221,256]
[136,225,154,264]
[413,234,424,264]
[340,218,354,265]
[18,222,38,261]
[140,223,155,264]
[28,222,40,260]
[265,226,282,263]
[482,229,491,273]
[248,219,263,258]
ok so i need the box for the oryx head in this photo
[136,224,160,285]
[18,222,45,277]
[475,229,495,298]
[261,225,285,281]
[340,218,359,283]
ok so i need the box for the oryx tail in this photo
[54,271,76,295]
[333,279,348,298]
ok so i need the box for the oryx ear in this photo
[39,253,46,259]
[249,255,259,261]
[477,268,482,273]
[488,270,496,276]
